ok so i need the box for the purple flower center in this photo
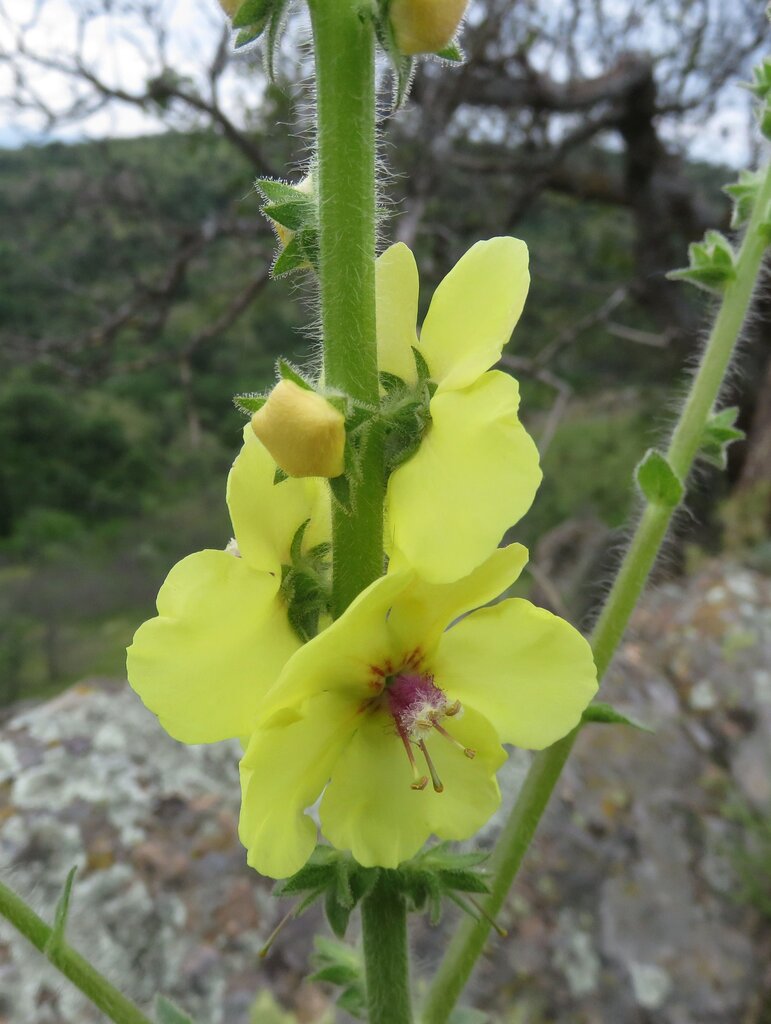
[383,671,473,793]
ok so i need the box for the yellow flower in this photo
[126,428,329,744]
[239,544,597,878]
[251,379,346,479]
[390,0,468,55]
[377,237,542,583]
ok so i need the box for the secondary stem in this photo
[421,160,771,1024]
[0,878,153,1024]
[362,875,414,1024]
[310,0,383,617]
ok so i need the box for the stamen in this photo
[418,739,444,793]
[432,720,476,759]
[398,728,428,790]
[444,700,462,717]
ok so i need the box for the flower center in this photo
[385,672,474,793]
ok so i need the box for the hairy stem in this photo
[309,0,383,616]
[421,160,771,1024]
[362,875,414,1024]
[0,878,153,1024]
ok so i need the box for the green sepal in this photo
[273,466,288,485]
[233,392,267,416]
[279,524,332,642]
[701,406,745,469]
[667,230,737,294]
[272,236,309,277]
[276,357,313,390]
[263,198,314,232]
[310,937,367,1020]
[724,169,763,229]
[275,847,378,939]
[379,371,408,397]
[635,449,684,508]
[264,0,289,80]
[289,518,309,563]
[155,996,197,1024]
[412,345,431,383]
[395,843,492,926]
[744,57,771,101]
[296,226,320,271]
[329,471,354,516]
[582,701,654,733]
[256,178,308,204]
[235,20,268,48]
[231,0,272,29]
[435,42,464,62]
[44,866,77,957]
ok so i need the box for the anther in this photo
[432,720,476,759]
[445,700,462,717]
[418,739,444,793]
[398,729,428,790]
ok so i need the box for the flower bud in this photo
[250,379,346,479]
[217,0,240,18]
[270,174,314,250]
[389,0,468,55]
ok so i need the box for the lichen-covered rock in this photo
[1,561,770,1023]
[0,682,327,1024]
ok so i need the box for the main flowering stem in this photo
[421,160,771,1024]
[309,0,383,617]
[361,876,414,1024]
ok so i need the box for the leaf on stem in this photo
[667,230,737,294]
[582,701,654,733]
[155,996,197,1024]
[700,406,745,469]
[635,449,684,508]
[44,866,77,958]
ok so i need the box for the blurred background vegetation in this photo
[0,0,769,707]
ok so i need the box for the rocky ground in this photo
[1,560,770,1024]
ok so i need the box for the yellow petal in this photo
[387,543,528,657]
[227,426,329,574]
[260,570,414,716]
[376,243,420,385]
[239,691,359,878]
[127,550,300,744]
[418,237,529,392]
[387,371,541,583]
[434,598,598,749]
[319,705,504,868]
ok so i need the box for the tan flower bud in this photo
[250,379,346,479]
[217,0,240,18]
[389,0,468,55]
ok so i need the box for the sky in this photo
[0,0,763,166]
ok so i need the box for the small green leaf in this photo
[231,0,272,29]
[412,345,432,382]
[264,0,289,81]
[667,230,737,294]
[233,392,267,416]
[329,473,354,515]
[256,178,306,204]
[272,236,311,277]
[435,43,464,62]
[235,20,268,47]
[289,519,310,563]
[324,888,352,939]
[274,466,289,485]
[155,996,197,1024]
[379,371,408,397]
[45,866,77,956]
[276,358,313,390]
[263,199,313,232]
[724,169,763,228]
[582,701,654,733]
[701,406,745,469]
[635,449,684,507]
